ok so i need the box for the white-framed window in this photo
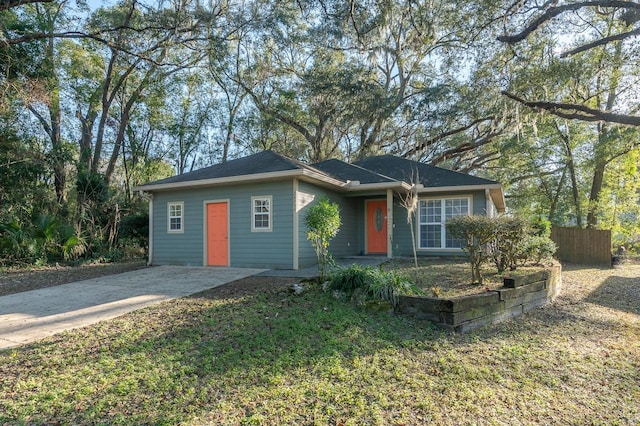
[251,196,272,232]
[418,197,470,249]
[168,202,184,233]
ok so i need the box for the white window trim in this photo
[167,201,184,234]
[417,196,471,250]
[251,195,272,232]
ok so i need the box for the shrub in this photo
[517,235,557,265]
[448,215,558,283]
[329,264,375,293]
[446,215,497,284]
[329,264,422,307]
[488,216,528,273]
[305,196,341,281]
[367,271,422,307]
[531,216,552,238]
[118,213,149,248]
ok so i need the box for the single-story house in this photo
[134,150,505,269]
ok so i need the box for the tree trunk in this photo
[586,161,606,228]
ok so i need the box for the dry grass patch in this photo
[385,257,549,298]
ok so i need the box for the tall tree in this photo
[498,1,640,126]
[2,2,71,203]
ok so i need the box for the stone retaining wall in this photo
[397,265,562,333]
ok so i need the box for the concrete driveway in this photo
[0,266,265,350]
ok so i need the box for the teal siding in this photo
[153,191,205,266]
[296,181,359,268]
[152,180,294,268]
[151,181,490,268]
[391,199,414,257]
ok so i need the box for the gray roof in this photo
[140,150,498,190]
[354,155,498,188]
[143,150,312,186]
[311,159,395,184]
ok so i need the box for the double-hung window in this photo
[251,196,272,231]
[168,202,184,233]
[418,197,469,249]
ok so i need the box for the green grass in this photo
[1,266,639,425]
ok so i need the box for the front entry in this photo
[206,202,228,266]
[366,200,387,254]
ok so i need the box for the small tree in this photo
[446,215,496,285]
[398,181,419,281]
[305,196,341,281]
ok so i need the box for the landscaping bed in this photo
[397,264,562,332]
[383,257,551,298]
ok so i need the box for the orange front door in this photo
[206,202,228,266]
[366,200,387,254]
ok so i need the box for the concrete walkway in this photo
[0,266,264,350]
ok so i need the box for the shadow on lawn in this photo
[585,274,640,315]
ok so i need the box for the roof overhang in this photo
[345,180,412,192]
[133,168,349,192]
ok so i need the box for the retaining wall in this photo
[397,265,562,333]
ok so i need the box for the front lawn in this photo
[0,264,638,425]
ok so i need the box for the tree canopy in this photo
[1,0,639,263]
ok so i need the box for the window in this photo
[418,197,469,249]
[251,196,272,231]
[168,202,184,233]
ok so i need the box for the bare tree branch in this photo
[401,116,495,158]
[497,1,640,44]
[429,130,502,166]
[502,91,640,126]
[560,26,640,57]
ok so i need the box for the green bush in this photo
[448,215,558,284]
[118,213,149,248]
[446,215,497,284]
[531,216,552,238]
[489,216,528,273]
[367,271,422,307]
[305,196,341,281]
[329,264,422,307]
[517,235,557,265]
[328,264,373,293]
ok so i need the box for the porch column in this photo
[386,189,393,258]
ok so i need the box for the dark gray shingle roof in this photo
[140,150,498,191]
[354,155,498,187]
[143,150,307,186]
[311,159,395,184]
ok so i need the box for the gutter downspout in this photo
[485,189,494,217]
[139,191,153,266]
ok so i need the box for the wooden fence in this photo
[550,226,612,266]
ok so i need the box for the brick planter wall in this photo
[397,264,562,333]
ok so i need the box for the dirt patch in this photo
[0,261,303,298]
[0,261,148,296]
[194,275,302,299]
